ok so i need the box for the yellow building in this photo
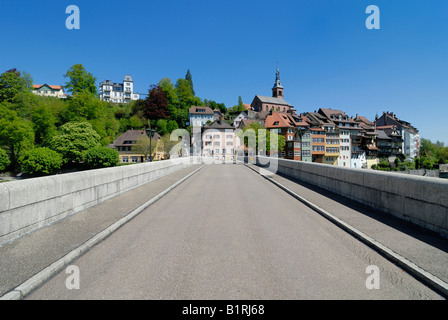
[323,129,340,165]
[110,130,163,163]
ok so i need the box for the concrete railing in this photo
[254,156,448,237]
[0,157,199,246]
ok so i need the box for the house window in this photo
[131,156,139,163]
[122,156,129,163]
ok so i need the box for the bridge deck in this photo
[1,163,447,299]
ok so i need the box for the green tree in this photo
[19,147,63,176]
[160,133,181,159]
[63,64,97,96]
[0,104,34,172]
[171,108,189,129]
[185,69,195,96]
[237,96,245,111]
[83,146,120,169]
[0,69,33,103]
[175,78,201,109]
[438,147,448,164]
[51,122,101,165]
[133,135,156,161]
[0,148,11,172]
[418,138,447,167]
[239,122,285,155]
[9,91,41,120]
[66,90,103,121]
[129,115,144,129]
[420,138,436,158]
[155,119,169,136]
[32,103,57,147]
[167,120,179,133]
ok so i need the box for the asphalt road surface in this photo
[25,164,443,300]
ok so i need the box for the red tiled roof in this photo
[188,106,214,115]
[33,84,63,90]
[265,112,299,128]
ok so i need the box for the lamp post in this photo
[296,127,305,162]
[145,126,155,162]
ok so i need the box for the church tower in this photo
[272,66,284,99]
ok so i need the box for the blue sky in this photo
[1,0,447,144]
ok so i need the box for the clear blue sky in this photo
[1,0,447,144]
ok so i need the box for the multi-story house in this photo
[294,113,312,162]
[32,84,67,99]
[375,112,419,159]
[265,112,302,160]
[109,129,162,163]
[305,112,334,163]
[324,126,340,165]
[375,125,403,161]
[318,108,360,167]
[187,106,217,127]
[310,128,326,163]
[353,115,378,168]
[99,74,139,104]
[202,119,240,161]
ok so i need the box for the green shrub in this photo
[0,148,11,172]
[83,146,119,169]
[19,147,63,176]
[50,122,101,164]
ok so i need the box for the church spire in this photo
[272,64,284,99]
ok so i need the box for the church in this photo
[250,67,296,115]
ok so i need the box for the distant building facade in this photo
[32,84,67,99]
[201,119,240,161]
[99,75,139,104]
[375,112,420,159]
[187,106,218,127]
[109,129,162,163]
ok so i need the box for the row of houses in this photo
[32,74,141,104]
[188,67,420,169]
[32,69,420,167]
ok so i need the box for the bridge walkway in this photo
[0,162,447,299]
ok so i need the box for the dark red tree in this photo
[142,85,170,121]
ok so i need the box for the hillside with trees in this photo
[0,66,227,176]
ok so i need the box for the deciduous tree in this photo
[0,104,34,172]
[63,64,97,96]
[0,69,33,103]
[51,121,101,165]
